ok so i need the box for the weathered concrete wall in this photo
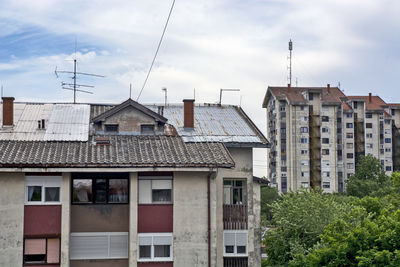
[0,172,24,267]
[129,172,138,266]
[61,172,71,267]
[173,171,209,267]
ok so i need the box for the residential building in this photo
[263,85,397,193]
[0,97,268,267]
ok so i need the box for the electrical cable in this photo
[136,0,176,101]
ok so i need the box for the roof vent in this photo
[38,119,46,129]
[95,136,110,145]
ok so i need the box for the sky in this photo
[1,0,400,177]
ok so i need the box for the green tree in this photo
[263,189,352,266]
[346,155,391,198]
[260,186,279,225]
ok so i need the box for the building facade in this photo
[263,85,399,193]
[0,97,268,267]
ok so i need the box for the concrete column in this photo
[210,174,218,267]
[129,172,138,267]
[0,172,24,267]
[61,172,71,267]
[216,173,224,267]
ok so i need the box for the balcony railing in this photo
[224,257,248,267]
[223,204,248,230]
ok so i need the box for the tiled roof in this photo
[389,103,400,109]
[347,95,388,111]
[266,86,345,105]
[0,135,234,168]
[342,101,353,111]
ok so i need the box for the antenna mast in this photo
[288,39,293,86]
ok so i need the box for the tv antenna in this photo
[55,58,104,104]
[288,39,293,86]
[219,88,240,105]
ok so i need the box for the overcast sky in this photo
[1,0,399,176]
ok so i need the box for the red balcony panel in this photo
[24,265,59,267]
[138,204,173,233]
[24,205,61,236]
[138,263,173,267]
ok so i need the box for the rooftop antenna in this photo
[193,88,196,100]
[162,87,167,107]
[219,88,240,105]
[288,39,293,86]
[1,85,3,98]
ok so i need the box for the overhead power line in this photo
[137,0,176,101]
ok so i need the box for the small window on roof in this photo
[105,124,118,133]
[141,125,155,134]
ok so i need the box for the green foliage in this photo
[263,189,352,266]
[260,186,280,225]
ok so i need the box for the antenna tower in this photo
[288,39,293,85]
[55,58,104,104]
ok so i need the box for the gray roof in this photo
[0,135,234,168]
[90,103,268,147]
[0,103,90,141]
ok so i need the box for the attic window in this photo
[141,125,155,134]
[105,124,118,133]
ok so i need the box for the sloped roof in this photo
[347,95,388,111]
[0,103,90,141]
[0,135,234,168]
[263,86,345,106]
[91,98,167,123]
[388,103,400,109]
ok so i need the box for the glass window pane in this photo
[45,187,60,202]
[73,179,92,203]
[152,189,171,202]
[138,180,152,204]
[154,245,170,258]
[95,179,107,203]
[108,179,128,203]
[139,245,151,258]
[223,186,231,204]
[28,186,42,202]
[47,238,60,263]
[24,254,46,264]
[237,246,246,254]
[225,246,234,254]
[223,180,232,186]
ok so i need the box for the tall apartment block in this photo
[263,84,399,193]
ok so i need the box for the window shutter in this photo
[47,238,60,263]
[110,234,128,258]
[224,232,235,246]
[236,232,247,246]
[24,239,46,255]
[70,235,108,259]
[152,180,172,190]
[153,236,172,245]
[138,180,152,204]
[139,236,153,246]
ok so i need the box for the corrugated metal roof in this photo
[0,135,234,168]
[0,103,90,141]
[146,104,267,145]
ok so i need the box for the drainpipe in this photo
[207,171,211,267]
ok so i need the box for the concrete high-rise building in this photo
[263,85,398,193]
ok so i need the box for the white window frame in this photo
[138,176,173,204]
[137,233,173,262]
[70,232,128,260]
[223,230,248,257]
[25,176,62,205]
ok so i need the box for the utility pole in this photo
[288,39,293,86]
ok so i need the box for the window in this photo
[72,174,129,204]
[322,182,330,189]
[300,160,309,166]
[309,93,313,100]
[300,127,308,133]
[322,127,329,133]
[386,166,392,171]
[70,232,128,260]
[385,138,392,143]
[300,138,308,144]
[386,148,392,152]
[105,124,118,132]
[385,129,391,134]
[366,143,373,149]
[25,176,61,205]
[392,109,395,116]
[353,101,358,109]
[139,177,173,204]
[281,177,287,193]
[366,123,373,128]
[366,113,372,118]
[385,119,391,125]
[141,124,155,134]
[347,153,354,159]
[138,233,173,262]
[24,238,60,264]
[322,138,329,144]
[322,172,330,178]
[346,133,353,139]
[346,123,353,128]
[223,230,248,257]
[223,180,246,205]
[301,172,309,178]
[301,116,308,122]
[322,106,329,111]
[346,113,352,118]
[322,116,329,122]
[322,149,330,155]
[300,106,305,111]
[366,133,373,138]
[346,143,354,149]
[347,163,354,169]
[301,182,309,188]
[301,149,308,155]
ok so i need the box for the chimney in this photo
[183,99,195,128]
[369,93,372,103]
[2,97,15,126]
[287,83,291,91]
[327,84,331,93]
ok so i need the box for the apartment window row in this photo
[300,127,308,133]
[139,177,173,204]
[224,180,246,205]
[138,233,173,262]
[24,238,60,264]
[25,176,62,205]
[322,149,330,155]
[346,123,353,128]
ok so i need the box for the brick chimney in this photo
[327,84,331,93]
[183,99,195,128]
[2,97,15,126]
[287,83,291,91]
[369,93,372,103]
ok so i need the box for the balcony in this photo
[223,204,248,230]
[224,257,248,267]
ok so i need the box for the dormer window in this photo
[141,125,155,135]
[105,124,118,133]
